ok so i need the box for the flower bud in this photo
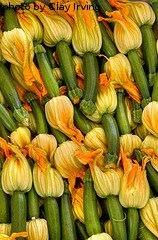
[30,2,72,47]
[125,1,155,27]
[0,224,11,236]
[87,233,113,240]
[72,55,83,76]
[134,124,149,140]
[90,152,123,198]
[33,161,64,198]
[17,10,43,44]
[140,197,158,238]
[10,127,31,148]
[26,218,49,240]
[45,96,84,144]
[96,84,117,115]
[120,134,142,156]
[85,109,102,123]
[52,68,63,82]
[72,0,102,55]
[31,134,57,166]
[54,140,85,178]
[124,97,137,130]
[142,101,158,138]
[27,112,37,133]
[84,127,108,153]
[1,144,32,195]
[119,149,150,208]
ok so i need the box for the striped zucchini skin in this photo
[76,220,89,240]
[27,185,39,220]
[11,191,27,240]
[60,181,77,240]
[83,169,102,236]
[74,106,92,135]
[0,104,17,132]
[105,195,127,240]
[127,208,139,240]
[138,221,158,240]
[44,197,61,240]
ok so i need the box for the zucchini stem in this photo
[127,208,139,240]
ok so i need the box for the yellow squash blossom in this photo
[141,135,158,156]
[104,53,141,103]
[119,134,142,157]
[10,127,31,149]
[142,101,158,138]
[87,233,113,240]
[140,197,158,238]
[71,0,102,56]
[0,232,27,240]
[0,224,11,236]
[99,10,142,54]
[0,0,24,5]
[29,1,72,47]
[26,218,49,240]
[45,95,84,144]
[1,28,47,96]
[119,148,150,208]
[17,10,43,44]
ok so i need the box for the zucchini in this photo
[0,157,10,223]
[0,104,17,132]
[80,53,99,116]
[44,197,61,240]
[45,46,57,69]
[60,180,77,240]
[74,106,92,135]
[11,191,27,240]
[115,90,131,135]
[105,195,127,240]
[56,41,83,102]
[83,169,102,236]
[141,24,158,87]
[0,62,29,125]
[102,114,120,165]
[127,208,139,240]
[127,49,151,108]
[50,126,68,145]
[25,92,48,134]
[131,99,142,124]
[76,220,89,240]
[150,1,158,25]
[34,44,60,98]
[4,8,20,31]
[0,123,9,142]
[93,0,113,16]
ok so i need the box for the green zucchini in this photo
[94,0,113,16]
[131,99,142,124]
[0,123,9,142]
[141,24,158,87]
[115,90,131,135]
[44,197,61,240]
[11,191,27,239]
[80,53,99,116]
[150,1,158,25]
[105,195,127,240]
[0,104,17,132]
[25,92,48,134]
[60,180,77,240]
[34,44,60,98]
[127,49,151,108]
[76,220,89,240]
[45,46,57,69]
[0,62,29,125]
[127,208,139,240]
[56,41,83,102]
[0,157,10,223]
[102,114,120,165]
[4,8,20,31]
[74,106,92,135]
[50,126,68,145]
[83,169,102,236]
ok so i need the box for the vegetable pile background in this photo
[0,0,158,239]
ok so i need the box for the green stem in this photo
[45,46,56,69]
[127,208,139,240]
[56,41,83,102]
[141,24,158,86]
[150,1,158,25]
[25,92,48,134]
[74,106,92,135]
[76,220,89,240]
[34,45,60,98]
[50,127,68,145]
[94,0,113,16]
[4,9,19,31]
[0,104,17,132]
[0,123,9,142]
[127,49,151,108]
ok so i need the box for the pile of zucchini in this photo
[0,0,158,239]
